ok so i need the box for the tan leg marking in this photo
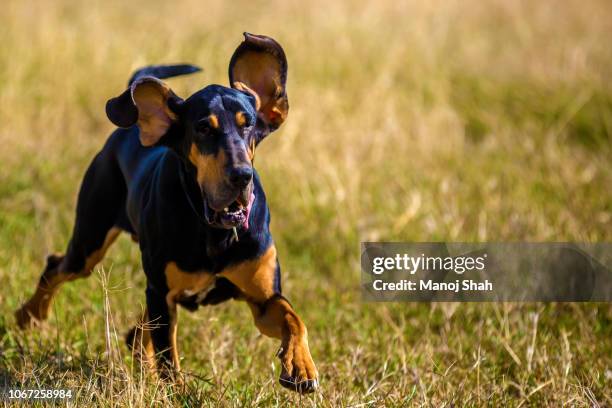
[219,245,318,393]
[164,262,214,370]
[219,245,277,302]
[129,308,156,371]
[79,227,122,275]
[16,227,121,328]
[247,297,318,391]
[164,297,180,371]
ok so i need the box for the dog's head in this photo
[106,33,288,229]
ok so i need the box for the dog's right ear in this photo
[106,77,182,146]
[229,33,289,139]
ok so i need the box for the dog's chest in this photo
[164,262,215,301]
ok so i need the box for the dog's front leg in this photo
[221,245,319,393]
[247,296,318,393]
[145,285,181,380]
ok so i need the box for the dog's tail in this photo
[127,64,202,86]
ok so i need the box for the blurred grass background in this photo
[0,0,611,405]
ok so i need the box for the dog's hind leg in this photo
[15,228,121,328]
[16,147,127,329]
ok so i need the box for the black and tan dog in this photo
[15,33,318,393]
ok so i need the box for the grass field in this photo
[1,0,611,406]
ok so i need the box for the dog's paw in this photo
[279,376,319,394]
[14,305,40,330]
[278,338,319,394]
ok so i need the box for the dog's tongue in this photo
[243,192,255,230]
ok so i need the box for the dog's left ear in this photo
[229,33,288,139]
[106,77,182,146]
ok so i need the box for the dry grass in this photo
[0,0,611,406]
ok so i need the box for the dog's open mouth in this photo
[204,192,255,229]
[216,200,248,227]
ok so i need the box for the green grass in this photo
[1,0,611,405]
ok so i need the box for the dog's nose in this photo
[229,166,253,188]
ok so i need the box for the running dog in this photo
[15,33,318,394]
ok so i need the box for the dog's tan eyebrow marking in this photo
[235,111,246,127]
[208,114,219,129]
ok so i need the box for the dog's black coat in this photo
[70,39,289,359]
[78,70,282,357]
[81,124,277,294]
[17,34,319,394]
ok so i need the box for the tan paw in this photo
[278,337,319,394]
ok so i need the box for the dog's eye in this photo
[195,119,211,134]
[196,114,220,135]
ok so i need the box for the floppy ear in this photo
[106,77,180,146]
[229,33,288,135]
